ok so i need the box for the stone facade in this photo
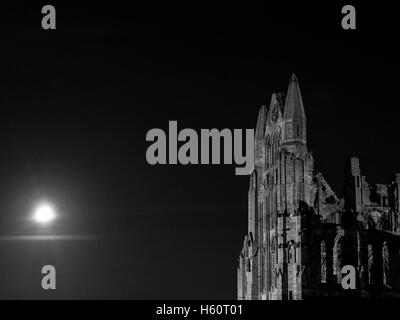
[237,74,400,299]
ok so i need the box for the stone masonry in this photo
[237,74,400,299]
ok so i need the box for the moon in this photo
[33,203,57,225]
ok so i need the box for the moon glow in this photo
[33,203,57,225]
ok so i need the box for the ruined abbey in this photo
[237,74,400,299]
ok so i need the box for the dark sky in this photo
[0,2,399,299]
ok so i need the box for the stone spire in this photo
[254,105,268,169]
[283,73,306,121]
[255,105,268,140]
[283,74,307,146]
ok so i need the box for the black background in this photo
[0,2,399,299]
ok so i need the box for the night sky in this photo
[0,3,399,299]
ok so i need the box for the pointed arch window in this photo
[267,141,271,168]
[368,244,373,285]
[383,241,390,287]
[287,243,296,264]
[272,141,276,165]
[321,241,327,283]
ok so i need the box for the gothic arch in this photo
[366,210,390,230]
[333,232,344,282]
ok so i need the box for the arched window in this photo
[288,243,295,263]
[272,140,276,165]
[268,143,271,167]
[368,244,373,285]
[333,232,343,283]
[321,241,327,283]
[278,130,282,146]
[266,135,271,166]
[271,143,274,166]
[383,241,390,287]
